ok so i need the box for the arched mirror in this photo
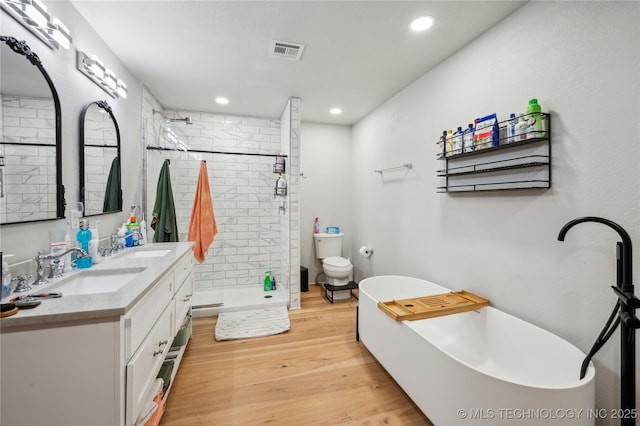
[0,36,64,225]
[79,100,122,216]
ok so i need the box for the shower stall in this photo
[142,97,301,315]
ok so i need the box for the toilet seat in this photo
[323,256,352,269]
[322,256,353,277]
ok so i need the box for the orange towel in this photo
[188,161,217,263]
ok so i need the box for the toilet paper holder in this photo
[359,246,373,258]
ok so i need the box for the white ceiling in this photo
[70,0,526,125]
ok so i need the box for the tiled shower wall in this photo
[280,98,301,309]
[0,95,56,223]
[143,87,294,296]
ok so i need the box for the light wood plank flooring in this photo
[160,285,432,425]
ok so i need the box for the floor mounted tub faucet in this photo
[558,216,638,426]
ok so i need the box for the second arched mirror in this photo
[79,100,122,216]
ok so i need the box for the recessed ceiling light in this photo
[215,97,229,105]
[410,16,434,32]
[329,107,342,115]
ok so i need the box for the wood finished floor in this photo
[160,285,432,425]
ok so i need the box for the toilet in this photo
[313,232,353,300]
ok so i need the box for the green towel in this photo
[102,156,120,213]
[157,360,174,393]
[151,159,179,242]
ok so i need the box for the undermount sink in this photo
[122,249,172,259]
[51,267,147,295]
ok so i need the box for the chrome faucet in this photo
[32,248,89,286]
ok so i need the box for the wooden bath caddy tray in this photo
[378,290,490,321]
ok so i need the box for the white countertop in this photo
[1,242,194,330]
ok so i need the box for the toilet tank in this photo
[313,233,344,259]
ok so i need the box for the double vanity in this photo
[0,242,194,426]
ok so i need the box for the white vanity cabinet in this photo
[0,243,194,426]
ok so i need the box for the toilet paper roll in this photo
[359,245,373,258]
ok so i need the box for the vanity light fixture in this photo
[0,0,72,49]
[77,50,128,99]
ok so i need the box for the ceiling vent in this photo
[269,40,305,61]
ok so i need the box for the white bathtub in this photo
[359,276,595,425]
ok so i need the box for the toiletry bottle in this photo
[462,124,474,153]
[525,98,544,139]
[275,175,287,196]
[76,220,92,269]
[264,270,273,291]
[2,253,13,299]
[272,276,277,291]
[139,214,147,246]
[89,224,101,264]
[314,217,320,234]
[515,115,528,142]
[506,113,517,144]
[445,129,454,156]
[127,209,140,246]
[64,219,73,272]
[437,130,447,157]
[452,126,463,155]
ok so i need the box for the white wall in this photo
[350,2,639,423]
[0,2,142,263]
[299,122,352,285]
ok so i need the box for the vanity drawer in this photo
[174,272,193,331]
[125,272,174,359]
[126,302,174,426]
[174,253,193,288]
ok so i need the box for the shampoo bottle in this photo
[314,217,320,234]
[525,98,544,139]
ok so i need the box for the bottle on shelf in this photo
[452,126,464,155]
[514,115,528,142]
[463,123,474,153]
[525,98,545,139]
[445,129,454,156]
[506,113,517,144]
[314,217,320,234]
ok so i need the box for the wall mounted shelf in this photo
[436,113,551,193]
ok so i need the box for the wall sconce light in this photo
[0,0,72,49]
[77,50,128,99]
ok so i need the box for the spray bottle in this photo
[264,270,273,291]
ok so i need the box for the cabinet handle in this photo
[158,339,169,347]
[183,294,192,301]
[153,349,163,357]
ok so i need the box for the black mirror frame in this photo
[0,35,65,225]
[79,100,122,216]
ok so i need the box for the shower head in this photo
[153,109,193,125]
[168,117,193,125]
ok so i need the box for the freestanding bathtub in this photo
[359,276,595,425]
